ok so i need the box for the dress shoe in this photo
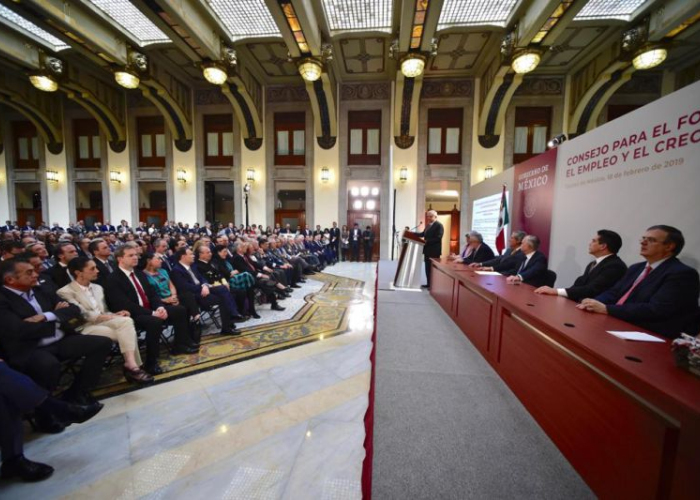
[33,411,65,434]
[231,314,246,321]
[251,312,261,319]
[421,284,430,288]
[40,397,103,427]
[172,345,199,355]
[220,329,240,336]
[123,367,155,385]
[271,304,286,311]
[1,455,54,482]
[143,363,164,375]
[290,284,301,289]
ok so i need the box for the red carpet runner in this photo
[361,265,379,499]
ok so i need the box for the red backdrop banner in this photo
[512,148,558,256]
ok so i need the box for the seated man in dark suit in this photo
[88,238,114,287]
[0,360,102,481]
[43,242,78,290]
[170,247,238,336]
[504,235,549,287]
[535,229,627,301]
[470,230,526,271]
[104,244,197,375]
[457,231,495,264]
[578,225,700,339]
[0,259,112,414]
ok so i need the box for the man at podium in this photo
[416,210,444,288]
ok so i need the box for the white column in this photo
[313,140,340,228]
[172,143,198,224]
[240,136,267,226]
[107,140,133,225]
[0,148,9,222]
[470,77,506,184]
[44,145,71,226]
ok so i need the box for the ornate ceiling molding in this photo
[340,82,391,100]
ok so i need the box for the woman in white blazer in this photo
[57,257,153,384]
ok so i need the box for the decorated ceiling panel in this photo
[429,32,491,73]
[247,42,299,77]
[339,37,386,74]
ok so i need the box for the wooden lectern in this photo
[393,231,425,289]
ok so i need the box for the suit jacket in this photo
[417,221,444,258]
[94,258,114,287]
[564,254,627,302]
[461,243,495,265]
[170,263,208,297]
[485,249,525,273]
[104,268,162,318]
[595,257,700,338]
[45,263,72,290]
[0,286,82,361]
[506,251,548,287]
[56,281,109,323]
[329,227,340,243]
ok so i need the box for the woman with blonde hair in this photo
[57,257,153,384]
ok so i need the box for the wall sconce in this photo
[46,170,59,183]
[399,167,408,183]
[484,166,494,179]
[321,167,330,183]
[110,170,122,183]
[246,168,255,182]
[177,169,187,184]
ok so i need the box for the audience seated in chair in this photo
[0,258,112,429]
[103,244,197,375]
[57,257,153,385]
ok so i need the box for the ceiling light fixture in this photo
[298,58,323,82]
[400,53,426,78]
[114,68,140,89]
[115,50,147,89]
[632,46,667,70]
[512,50,541,74]
[29,74,58,92]
[203,61,228,85]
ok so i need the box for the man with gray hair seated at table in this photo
[469,230,526,271]
[455,231,495,265]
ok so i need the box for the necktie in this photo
[616,265,652,305]
[186,267,200,285]
[129,272,151,309]
[105,260,113,273]
[517,257,529,275]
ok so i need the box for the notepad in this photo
[474,271,502,276]
[606,331,666,343]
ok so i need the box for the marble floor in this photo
[2,263,376,500]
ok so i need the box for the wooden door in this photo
[346,210,380,261]
[139,208,167,227]
[77,208,104,228]
[275,209,306,231]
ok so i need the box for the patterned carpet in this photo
[93,273,365,398]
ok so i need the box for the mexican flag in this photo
[495,185,509,255]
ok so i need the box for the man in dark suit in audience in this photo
[579,225,700,339]
[459,231,495,265]
[88,239,114,286]
[0,259,112,412]
[0,360,103,481]
[104,245,196,375]
[43,242,78,290]
[416,210,444,288]
[505,235,549,287]
[170,248,238,336]
[535,229,627,302]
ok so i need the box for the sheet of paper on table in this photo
[474,271,502,276]
[606,331,665,343]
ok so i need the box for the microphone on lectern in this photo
[410,221,423,231]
